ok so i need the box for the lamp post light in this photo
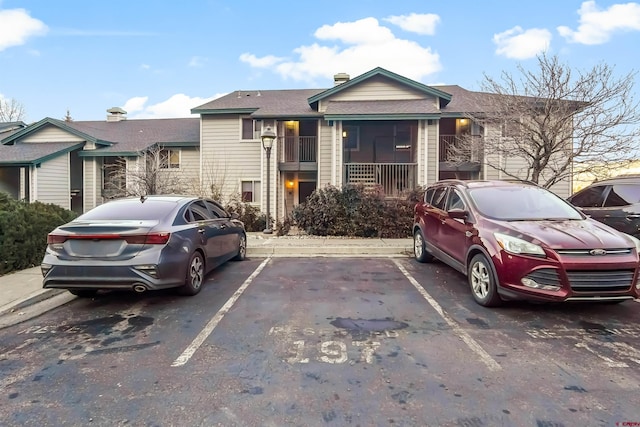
[261,126,276,234]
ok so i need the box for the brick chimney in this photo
[106,107,127,122]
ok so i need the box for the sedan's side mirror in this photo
[230,212,240,220]
[448,208,468,220]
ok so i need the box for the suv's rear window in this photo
[78,200,178,221]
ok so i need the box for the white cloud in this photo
[239,53,284,68]
[122,96,148,113]
[240,17,441,83]
[384,13,440,35]
[188,56,207,68]
[493,26,552,59]
[124,93,224,119]
[558,0,640,45]
[0,8,48,51]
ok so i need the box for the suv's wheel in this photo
[414,229,434,263]
[468,254,502,307]
[178,252,204,296]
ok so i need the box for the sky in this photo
[1,0,639,123]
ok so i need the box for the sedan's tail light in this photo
[47,232,171,245]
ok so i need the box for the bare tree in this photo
[103,145,187,198]
[0,97,26,122]
[466,53,640,188]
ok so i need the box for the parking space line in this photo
[171,257,271,367]
[392,259,502,371]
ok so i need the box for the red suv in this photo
[413,180,640,307]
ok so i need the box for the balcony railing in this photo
[439,135,482,162]
[344,163,417,197]
[280,136,317,163]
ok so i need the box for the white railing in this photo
[344,163,417,196]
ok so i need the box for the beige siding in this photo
[83,158,94,212]
[37,154,69,208]
[322,76,427,111]
[178,148,200,192]
[426,120,438,185]
[21,125,84,143]
[200,115,262,203]
[318,121,334,187]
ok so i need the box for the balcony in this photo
[439,135,482,162]
[344,163,417,197]
[278,136,317,171]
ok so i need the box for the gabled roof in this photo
[308,67,453,107]
[191,89,324,118]
[0,121,27,138]
[0,117,200,165]
[0,142,84,166]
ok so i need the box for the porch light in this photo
[261,126,276,234]
[342,130,348,138]
[286,180,294,194]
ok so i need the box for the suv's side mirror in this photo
[448,208,468,220]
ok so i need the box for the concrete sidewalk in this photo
[0,232,412,327]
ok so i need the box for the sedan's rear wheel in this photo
[178,252,204,296]
[468,254,502,307]
[68,289,98,298]
[413,230,433,263]
[233,233,247,261]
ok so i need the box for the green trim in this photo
[308,67,452,106]
[190,107,257,115]
[79,151,142,157]
[2,117,112,145]
[159,141,199,147]
[1,117,111,147]
[325,113,441,121]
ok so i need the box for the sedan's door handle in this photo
[198,229,205,234]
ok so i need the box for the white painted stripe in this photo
[393,259,502,371]
[575,342,628,368]
[172,258,271,367]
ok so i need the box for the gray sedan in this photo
[41,195,246,297]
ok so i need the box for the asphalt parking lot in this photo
[1,257,639,426]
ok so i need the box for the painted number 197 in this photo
[286,340,380,364]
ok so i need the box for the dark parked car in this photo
[413,180,640,307]
[41,195,246,297]
[567,175,640,238]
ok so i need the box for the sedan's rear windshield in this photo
[77,200,178,221]
[468,186,583,221]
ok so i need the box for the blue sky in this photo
[1,0,639,122]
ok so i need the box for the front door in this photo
[299,181,316,203]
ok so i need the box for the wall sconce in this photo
[342,130,348,138]
[286,180,295,194]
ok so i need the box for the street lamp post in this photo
[261,126,276,234]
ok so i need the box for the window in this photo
[343,125,359,151]
[159,149,180,169]
[241,118,262,140]
[603,184,640,207]
[185,200,212,222]
[431,187,448,210]
[241,180,261,203]
[204,200,229,218]
[569,185,607,207]
[446,190,466,211]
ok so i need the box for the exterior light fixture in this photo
[261,126,276,234]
